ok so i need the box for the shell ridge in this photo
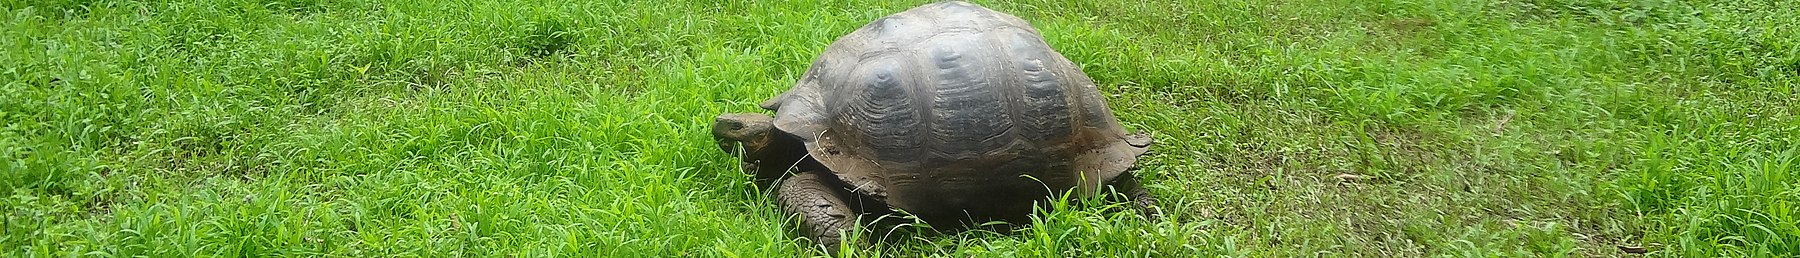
[1010,31,1075,143]
[980,30,1026,147]
[845,56,922,157]
[924,35,1012,158]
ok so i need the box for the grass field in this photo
[3,0,1796,256]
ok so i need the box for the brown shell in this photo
[761,1,1151,223]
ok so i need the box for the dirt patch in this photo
[1361,17,1439,56]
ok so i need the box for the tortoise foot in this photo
[777,172,865,256]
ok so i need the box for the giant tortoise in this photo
[711,1,1159,252]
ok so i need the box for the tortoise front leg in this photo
[1107,172,1162,220]
[777,171,865,256]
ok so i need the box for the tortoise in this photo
[712,1,1159,252]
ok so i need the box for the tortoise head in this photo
[712,113,777,157]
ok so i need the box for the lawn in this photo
[2,0,1795,257]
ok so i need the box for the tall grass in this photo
[2,0,1794,256]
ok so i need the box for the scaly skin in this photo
[776,172,864,256]
[716,113,873,255]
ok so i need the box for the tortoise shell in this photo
[761,1,1151,224]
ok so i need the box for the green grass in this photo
[2,0,1795,256]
